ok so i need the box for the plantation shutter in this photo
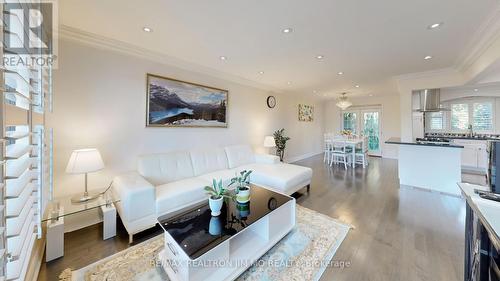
[0,1,51,280]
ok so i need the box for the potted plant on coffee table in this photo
[205,179,231,216]
[229,170,252,203]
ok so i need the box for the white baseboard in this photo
[286,151,323,163]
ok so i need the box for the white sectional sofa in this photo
[111,144,312,242]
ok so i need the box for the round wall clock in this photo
[267,96,276,108]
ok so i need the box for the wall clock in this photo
[267,96,276,108]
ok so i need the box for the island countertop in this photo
[385,137,464,148]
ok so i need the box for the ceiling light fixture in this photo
[316,55,324,59]
[474,88,479,92]
[428,22,443,30]
[336,93,352,110]
[143,27,152,32]
[282,28,293,33]
[258,71,264,74]
[337,71,344,75]
[287,81,291,85]
[369,94,373,97]
[220,56,227,61]
[424,55,432,60]
[355,85,360,88]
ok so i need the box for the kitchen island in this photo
[386,137,464,196]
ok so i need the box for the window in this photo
[451,103,469,131]
[427,112,444,130]
[473,102,493,131]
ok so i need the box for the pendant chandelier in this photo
[336,93,352,110]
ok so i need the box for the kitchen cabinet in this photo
[452,139,489,173]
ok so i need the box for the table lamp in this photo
[66,148,105,203]
[264,136,276,154]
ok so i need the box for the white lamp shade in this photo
[65,148,105,174]
[263,136,276,148]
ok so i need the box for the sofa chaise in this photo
[111,144,312,242]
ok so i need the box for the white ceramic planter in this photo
[209,196,223,216]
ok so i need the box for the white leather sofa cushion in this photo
[190,148,229,176]
[224,145,256,168]
[197,169,240,187]
[138,151,195,185]
[241,163,313,191]
[155,178,209,216]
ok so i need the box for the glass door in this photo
[342,111,359,135]
[341,108,382,156]
[361,110,381,156]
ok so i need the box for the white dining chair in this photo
[323,139,333,163]
[330,140,351,169]
[355,136,369,168]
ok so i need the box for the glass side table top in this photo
[42,188,120,222]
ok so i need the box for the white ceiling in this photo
[59,0,499,98]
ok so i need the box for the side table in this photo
[43,188,120,262]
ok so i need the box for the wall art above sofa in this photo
[146,74,228,127]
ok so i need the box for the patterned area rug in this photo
[60,205,350,281]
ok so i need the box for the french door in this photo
[342,108,382,156]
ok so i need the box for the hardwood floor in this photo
[37,155,466,281]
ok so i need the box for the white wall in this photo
[324,95,400,159]
[49,38,325,198]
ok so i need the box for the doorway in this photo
[341,107,382,156]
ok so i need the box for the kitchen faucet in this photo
[468,124,474,137]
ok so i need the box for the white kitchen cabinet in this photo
[452,139,489,173]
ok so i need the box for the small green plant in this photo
[273,128,290,162]
[204,179,231,199]
[229,170,252,190]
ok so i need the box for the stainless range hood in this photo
[416,89,449,112]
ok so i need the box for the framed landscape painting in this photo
[298,104,314,122]
[146,74,228,127]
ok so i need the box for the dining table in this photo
[325,136,364,167]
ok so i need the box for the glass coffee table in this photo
[157,185,295,281]
[43,188,120,262]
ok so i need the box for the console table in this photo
[157,185,295,281]
[43,188,120,262]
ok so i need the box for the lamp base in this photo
[70,191,101,204]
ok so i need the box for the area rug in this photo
[59,205,351,281]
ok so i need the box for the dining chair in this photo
[355,136,369,168]
[330,140,351,169]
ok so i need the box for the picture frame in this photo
[146,74,228,127]
[298,104,314,122]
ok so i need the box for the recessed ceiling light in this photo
[427,22,443,30]
[143,27,152,32]
[424,55,433,60]
[258,71,264,74]
[287,81,291,85]
[282,28,293,33]
[355,85,360,88]
[220,56,227,61]
[369,94,373,97]
[337,71,344,75]
[316,55,324,60]
[474,88,479,92]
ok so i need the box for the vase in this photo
[209,196,223,216]
[236,186,251,203]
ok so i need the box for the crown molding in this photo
[455,3,500,72]
[57,25,284,94]
[393,67,459,82]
